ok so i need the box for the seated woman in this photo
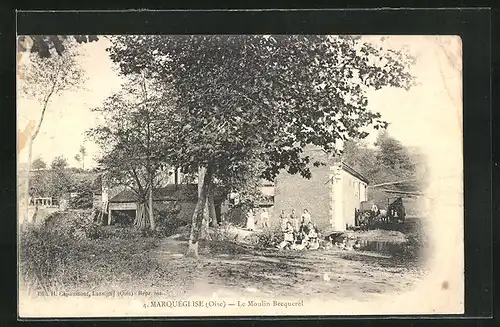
[292,223,310,250]
[306,222,320,250]
[277,221,295,250]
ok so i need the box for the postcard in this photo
[17,34,463,317]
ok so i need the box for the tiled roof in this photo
[109,184,225,203]
[341,161,370,184]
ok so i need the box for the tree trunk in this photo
[207,183,217,227]
[135,202,148,229]
[201,202,211,240]
[186,166,213,259]
[148,183,155,231]
[23,137,34,223]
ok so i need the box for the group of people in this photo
[277,208,320,251]
[245,207,271,231]
[245,207,320,250]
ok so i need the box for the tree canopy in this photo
[341,131,426,186]
[106,35,416,257]
[51,155,68,170]
[18,35,99,58]
[108,35,416,182]
[32,157,47,170]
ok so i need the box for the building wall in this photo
[273,164,332,231]
[108,200,218,225]
[339,168,368,229]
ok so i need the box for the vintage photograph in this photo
[17,34,463,317]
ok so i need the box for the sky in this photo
[17,35,462,172]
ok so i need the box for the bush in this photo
[20,224,76,292]
[44,211,101,241]
[211,221,237,242]
[393,231,427,262]
[250,228,283,249]
[19,221,161,293]
[224,207,246,227]
[69,191,93,209]
[96,225,143,239]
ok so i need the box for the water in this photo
[357,240,405,255]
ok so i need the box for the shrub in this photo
[20,224,75,292]
[19,221,161,293]
[393,231,427,262]
[69,190,93,209]
[211,221,236,242]
[44,211,101,241]
[96,225,143,239]
[224,207,246,227]
[250,228,283,249]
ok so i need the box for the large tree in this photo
[342,131,424,186]
[32,157,47,170]
[18,39,85,221]
[88,73,174,230]
[108,35,416,257]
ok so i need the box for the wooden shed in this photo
[107,184,225,226]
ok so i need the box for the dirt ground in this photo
[143,230,427,301]
[20,215,428,302]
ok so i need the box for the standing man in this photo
[260,208,270,229]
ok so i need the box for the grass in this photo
[20,221,161,295]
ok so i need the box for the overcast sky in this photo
[17,35,462,171]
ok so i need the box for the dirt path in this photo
[148,235,426,301]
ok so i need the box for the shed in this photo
[107,184,225,226]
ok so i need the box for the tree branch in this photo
[31,62,63,141]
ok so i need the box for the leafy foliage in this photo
[18,39,87,215]
[20,218,159,294]
[32,157,47,170]
[51,155,68,170]
[106,35,416,256]
[69,179,94,209]
[18,35,99,58]
[29,165,73,200]
[74,145,87,169]
[250,228,284,249]
[18,41,86,105]
[108,35,416,183]
[342,131,425,185]
[87,74,175,206]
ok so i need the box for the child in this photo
[293,222,310,250]
[278,221,294,250]
[306,222,320,250]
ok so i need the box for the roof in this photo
[289,145,370,184]
[109,184,225,203]
[340,161,370,184]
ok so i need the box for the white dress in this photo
[246,212,255,230]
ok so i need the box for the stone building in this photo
[254,147,369,232]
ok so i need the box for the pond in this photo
[357,239,406,256]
